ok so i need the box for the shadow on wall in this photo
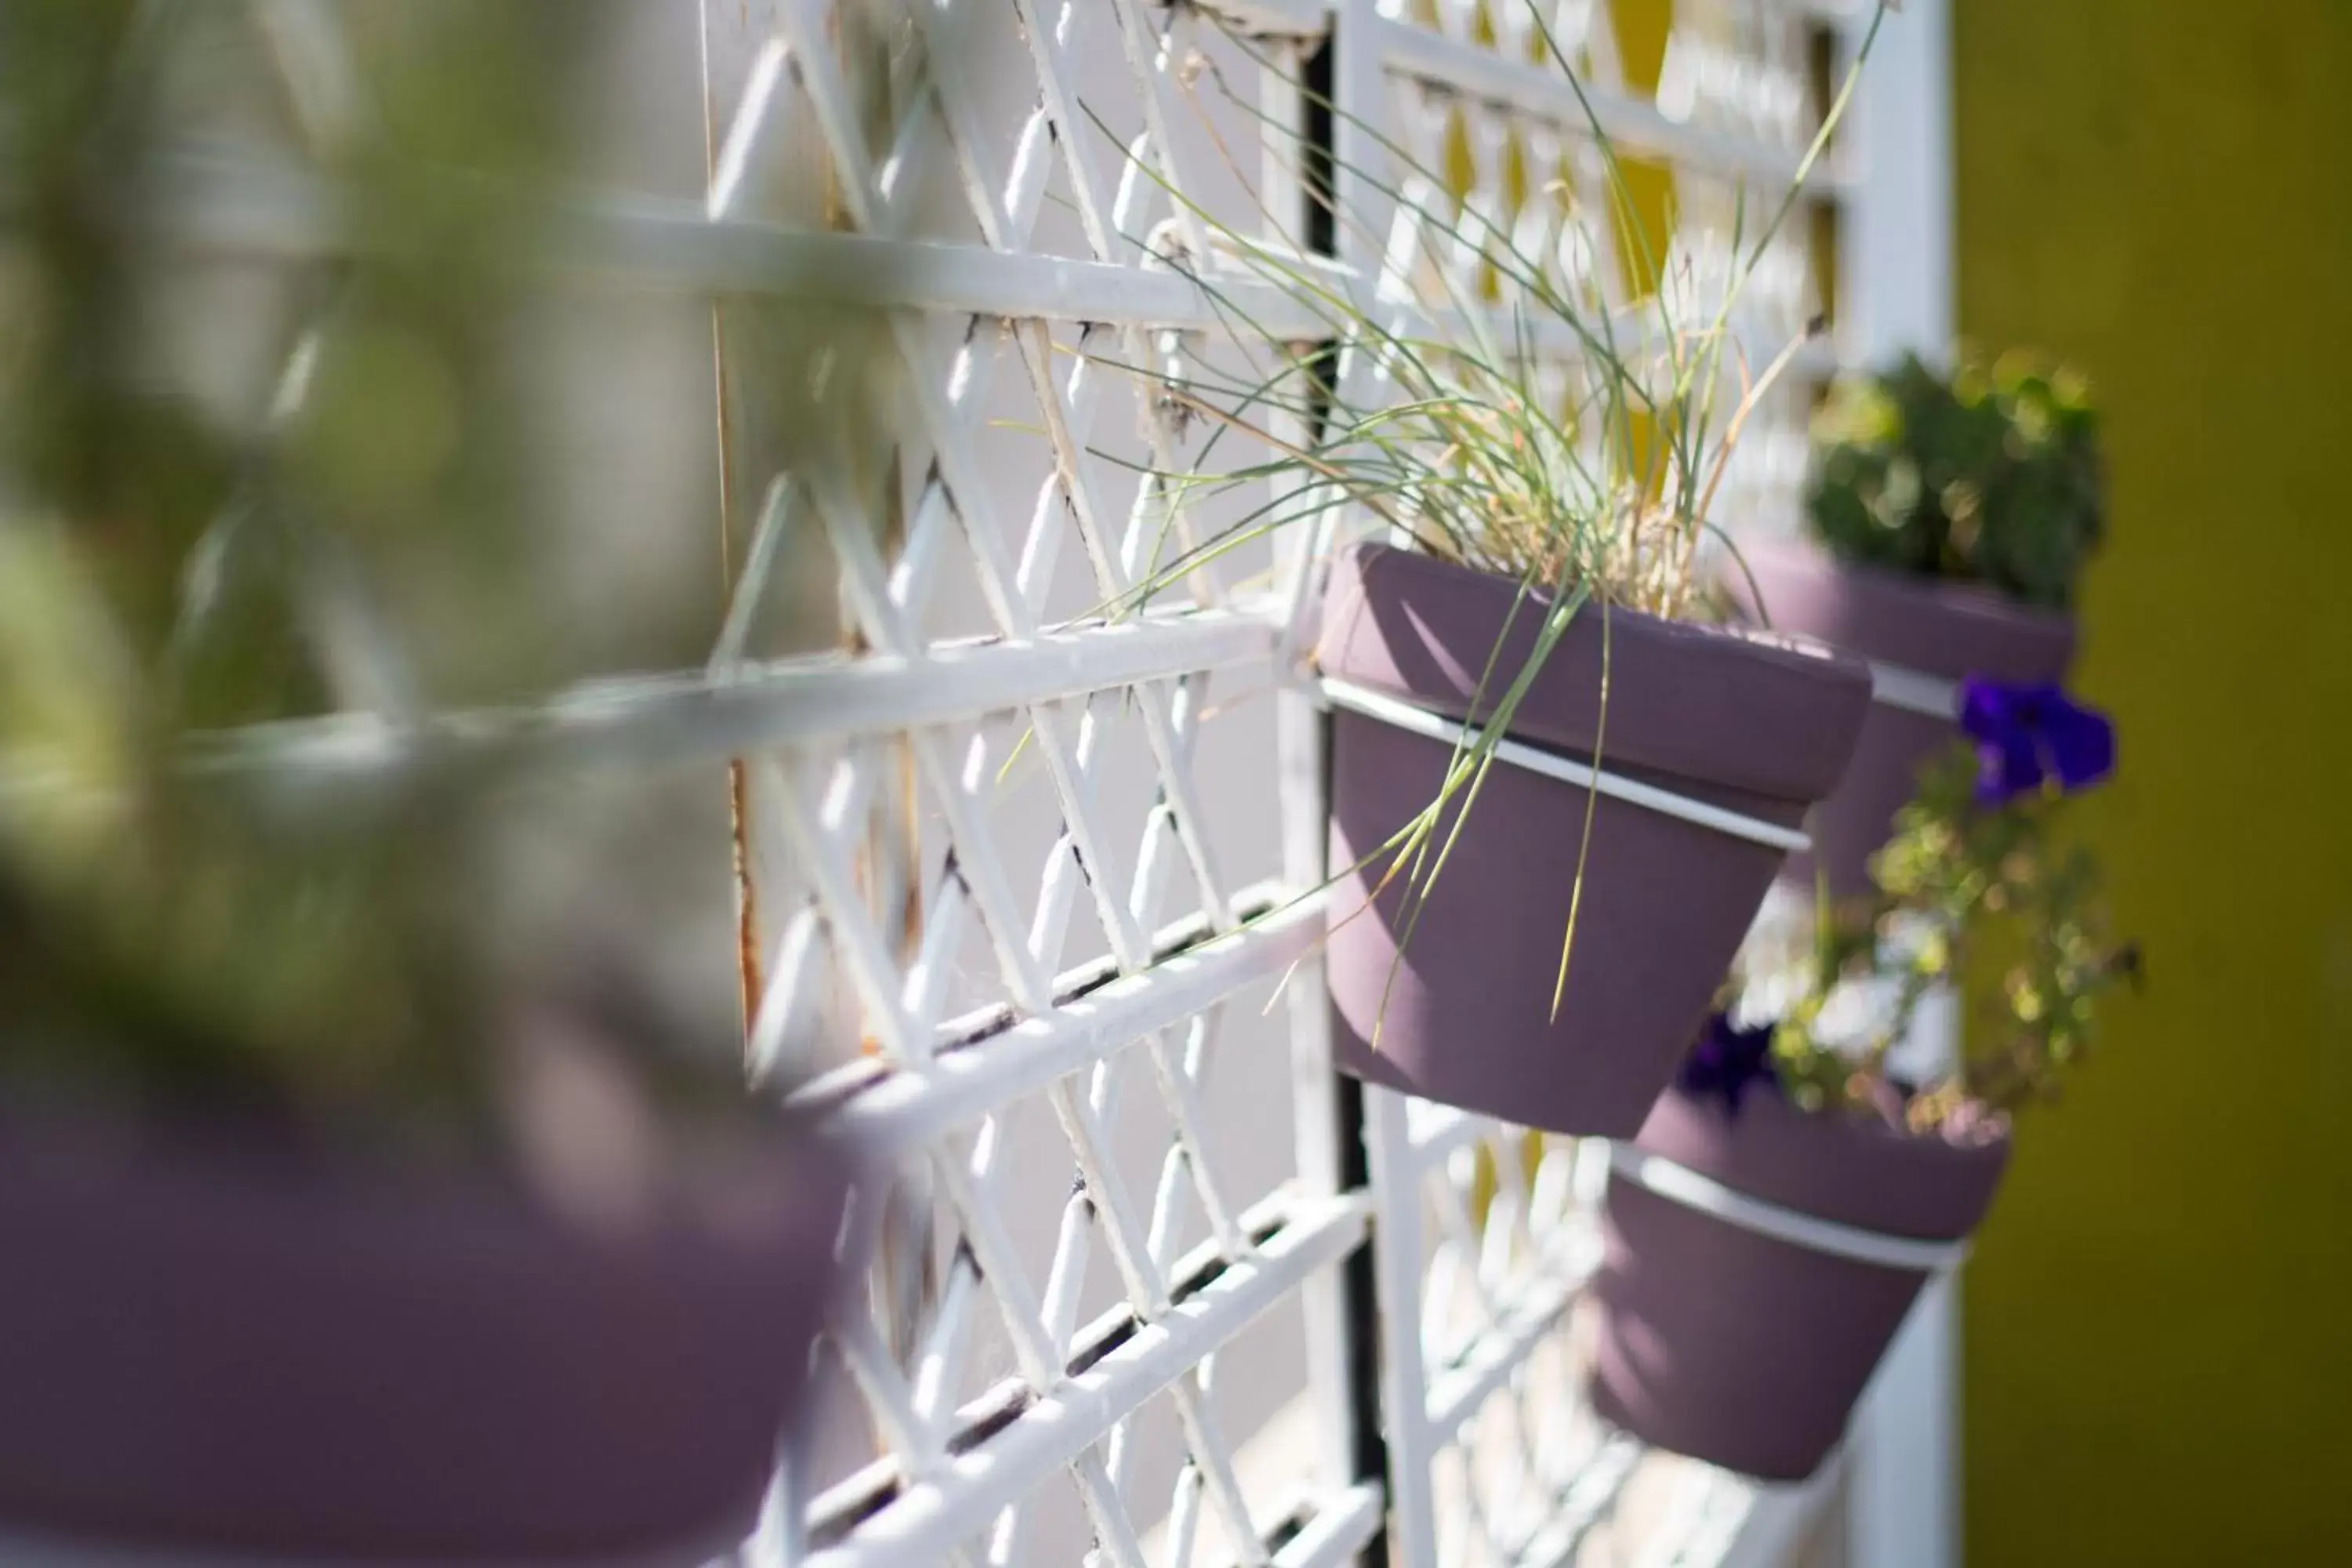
[1955,2,2352,1563]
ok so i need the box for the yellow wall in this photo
[1955,3,2352,1559]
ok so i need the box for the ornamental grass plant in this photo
[1108,2,1898,1020]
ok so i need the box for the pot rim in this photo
[1722,533,2076,682]
[1316,541,1875,807]
[1630,1083,2013,1244]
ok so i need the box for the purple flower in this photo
[1679,1013,1781,1115]
[1958,678,2116,805]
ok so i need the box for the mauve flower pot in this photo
[0,1105,857,1563]
[1588,1086,2010,1480]
[1316,544,1871,1136]
[1721,536,2074,899]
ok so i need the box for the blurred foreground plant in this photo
[0,2,891,1139]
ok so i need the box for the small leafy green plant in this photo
[1806,349,2103,610]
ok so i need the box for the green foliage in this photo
[0,5,889,1127]
[0,4,547,1119]
[1760,746,2136,1134]
[1805,349,2104,610]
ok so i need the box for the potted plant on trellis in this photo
[1586,695,2136,1479]
[1722,349,2103,898]
[1136,2,1904,1135]
[1312,509,1868,1136]
[0,6,870,1560]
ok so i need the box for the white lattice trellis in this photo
[704,5,1373,1566]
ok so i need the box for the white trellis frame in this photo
[43,1,1956,1564]
[1835,5,1962,1567]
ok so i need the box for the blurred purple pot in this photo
[1588,1086,2010,1480]
[1721,535,2074,899]
[1316,544,1871,1136]
[0,1104,857,1562]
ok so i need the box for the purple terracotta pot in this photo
[1316,543,1871,1136]
[0,1105,856,1563]
[1721,535,2075,899]
[1588,1086,2010,1480]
